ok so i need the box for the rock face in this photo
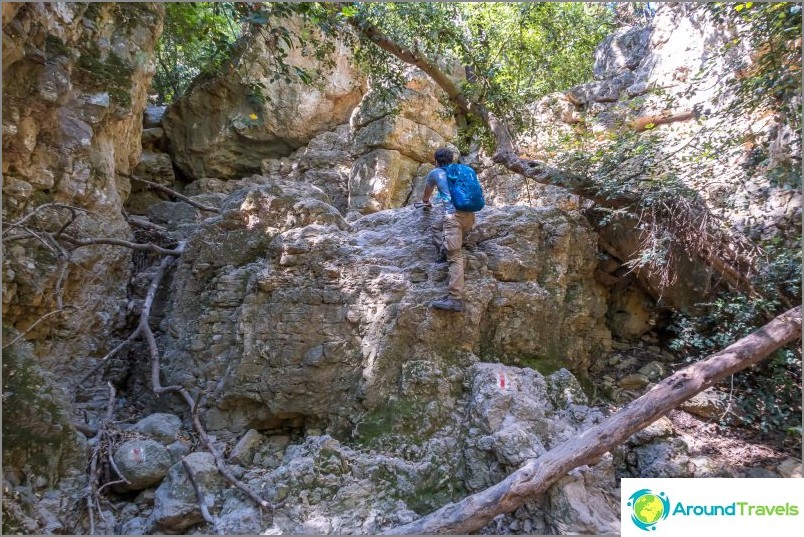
[520,3,800,322]
[161,177,610,436]
[3,3,163,372]
[170,65,458,217]
[162,17,364,181]
[347,68,458,214]
[1,4,163,523]
[147,365,620,535]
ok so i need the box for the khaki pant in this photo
[429,207,475,299]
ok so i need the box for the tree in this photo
[151,2,242,104]
[334,2,801,304]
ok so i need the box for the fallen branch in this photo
[63,236,184,256]
[629,109,695,131]
[182,458,220,530]
[124,173,220,213]
[85,382,117,535]
[137,252,275,511]
[384,306,802,534]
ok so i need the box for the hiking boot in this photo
[431,297,464,312]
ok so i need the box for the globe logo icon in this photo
[627,489,670,531]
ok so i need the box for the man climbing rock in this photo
[419,147,484,312]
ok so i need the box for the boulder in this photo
[113,439,173,491]
[162,17,364,180]
[348,149,421,214]
[161,178,610,437]
[151,452,224,531]
[131,413,183,444]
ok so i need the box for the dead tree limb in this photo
[629,109,695,131]
[123,173,220,213]
[138,253,274,510]
[85,382,117,535]
[182,458,219,529]
[384,306,802,535]
[63,236,183,256]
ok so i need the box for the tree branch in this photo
[123,173,220,213]
[347,12,769,300]
[182,458,219,529]
[137,251,276,511]
[62,235,184,256]
[384,306,802,534]
[346,15,517,156]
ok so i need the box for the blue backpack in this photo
[444,163,485,212]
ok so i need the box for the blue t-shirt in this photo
[425,167,456,214]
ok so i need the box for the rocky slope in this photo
[2,3,800,535]
[2,4,163,529]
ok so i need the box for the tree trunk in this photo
[384,306,802,535]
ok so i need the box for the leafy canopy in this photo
[346,2,617,126]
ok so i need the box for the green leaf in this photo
[341,5,358,18]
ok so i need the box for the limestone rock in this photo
[348,149,421,214]
[348,68,458,213]
[143,105,167,128]
[131,413,183,444]
[133,151,174,186]
[141,127,165,150]
[113,439,173,491]
[679,388,729,420]
[607,283,655,339]
[519,3,799,309]
[619,373,651,390]
[161,180,610,436]
[592,26,652,79]
[777,458,802,478]
[151,452,224,532]
[1,0,162,507]
[228,429,264,466]
[162,17,364,180]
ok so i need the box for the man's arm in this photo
[421,182,435,205]
[421,169,440,205]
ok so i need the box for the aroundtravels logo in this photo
[627,489,670,531]
[622,479,803,536]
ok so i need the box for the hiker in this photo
[419,147,484,312]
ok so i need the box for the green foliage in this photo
[347,2,619,131]
[710,3,801,121]
[150,2,341,104]
[150,2,240,104]
[667,240,802,444]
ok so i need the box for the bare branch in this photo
[76,336,139,389]
[123,173,220,213]
[182,458,219,528]
[385,306,802,534]
[85,382,117,535]
[2,309,68,350]
[2,203,89,237]
[130,248,277,511]
[62,236,184,256]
